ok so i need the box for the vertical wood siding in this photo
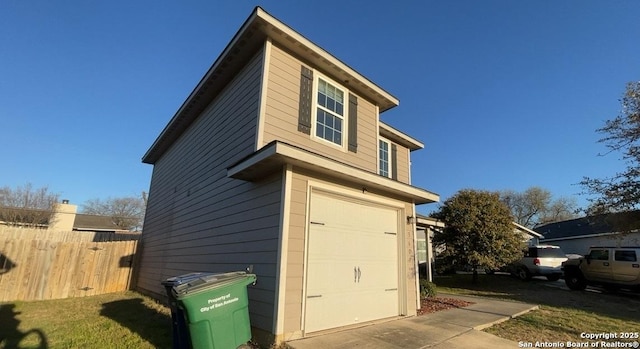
[137,49,283,331]
[262,44,378,173]
[0,229,137,302]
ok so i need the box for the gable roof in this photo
[534,211,640,240]
[143,7,399,165]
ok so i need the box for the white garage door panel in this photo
[305,192,400,333]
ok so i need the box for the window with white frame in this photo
[379,138,391,177]
[315,78,345,146]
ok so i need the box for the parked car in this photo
[562,246,640,291]
[487,245,568,281]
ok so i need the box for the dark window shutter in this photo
[348,93,358,152]
[298,66,313,134]
[391,143,398,180]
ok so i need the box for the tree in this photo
[432,189,524,283]
[539,196,579,224]
[581,81,640,212]
[82,194,146,231]
[0,183,60,227]
[499,187,578,228]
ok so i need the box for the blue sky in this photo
[1,1,638,214]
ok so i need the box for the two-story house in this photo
[137,7,439,344]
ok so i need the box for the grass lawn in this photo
[0,291,172,349]
[435,273,640,343]
[2,277,638,348]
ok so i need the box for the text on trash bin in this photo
[200,293,239,313]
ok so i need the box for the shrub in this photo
[419,279,437,298]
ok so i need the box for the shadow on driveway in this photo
[100,298,172,349]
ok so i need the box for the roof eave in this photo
[142,6,400,164]
[227,141,439,205]
[513,222,543,238]
[379,122,424,150]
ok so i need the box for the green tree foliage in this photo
[432,189,524,283]
[82,194,146,231]
[499,187,578,228]
[581,81,640,212]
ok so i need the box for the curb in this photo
[472,305,539,331]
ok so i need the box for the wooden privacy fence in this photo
[0,227,140,302]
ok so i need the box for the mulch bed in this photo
[417,296,475,316]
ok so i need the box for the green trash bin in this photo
[170,271,257,349]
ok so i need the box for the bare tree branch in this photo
[581,81,640,213]
[0,183,59,227]
[82,195,146,231]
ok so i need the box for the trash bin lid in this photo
[161,272,208,287]
[170,271,254,297]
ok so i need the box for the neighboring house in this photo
[416,214,445,281]
[0,201,125,233]
[416,218,542,280]
[136,7,439,344]
[513,221,543,246]
[535,211,640,255]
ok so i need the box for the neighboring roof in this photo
[143,6,399,165]
[414,217,542,238]
[534,211,640,240]
[0,207,123,232]
[73,214,122,231]
[379,122,424,151]
[227,141,440,204]
[513,222,543,239]
[416,214,445,228]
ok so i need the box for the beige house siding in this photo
[261,43,378,174]
[404,201,418,312]
[137,49,283,331]
[394,141,411,184]
[282,173,307,336]
[281,167,417,337]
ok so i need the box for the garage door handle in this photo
[307,295,322,298]
[310,221,325,225]
[603,262,609,266]
[357,267,361,282]
[385,288,397,291]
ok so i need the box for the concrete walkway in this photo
[287,294,538,349]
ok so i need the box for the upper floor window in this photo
[315,78,345,146]
[379,139,390,177]
[298,65,357,153]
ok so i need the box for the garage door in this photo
[304,191,399,333]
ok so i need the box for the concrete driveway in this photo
[287,294,537,349]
